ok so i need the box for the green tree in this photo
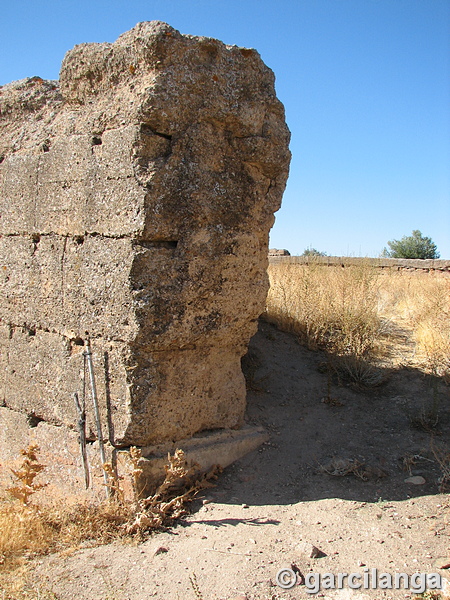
[302,247,327,257]
[382,230,440,259]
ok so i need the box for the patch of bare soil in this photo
[19,321,450,599]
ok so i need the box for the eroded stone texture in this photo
[0,22,290,446]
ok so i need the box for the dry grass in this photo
[377,271,450,379]
[265,261,450,383]
[6,445,47,505]
[0,446,220,599]
[266,260,383,356]
[430,439,450,493]
[265,260,387,386]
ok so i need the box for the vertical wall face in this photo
[0,21,291,446]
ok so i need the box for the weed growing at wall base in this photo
[0,446,220,599]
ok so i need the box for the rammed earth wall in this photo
[0,22,291,447]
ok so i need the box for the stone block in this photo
[138,426,269,495]
[0,155,39,233]
[85,176,145,236]
[36,180,86,235]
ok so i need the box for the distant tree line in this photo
[301,247,327,257]
[299,231,440,260]
[381,230,440,260]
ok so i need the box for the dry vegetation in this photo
[265,260,450,383]
[0,446,220,599]
[376,269,450,379]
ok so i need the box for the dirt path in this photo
[32,321,450,599]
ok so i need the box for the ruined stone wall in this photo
[269,256,450,273]
[0,22,291,447]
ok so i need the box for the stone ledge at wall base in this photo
[268,255,450,273]
[137,426,269,496]
[0,406,267,503]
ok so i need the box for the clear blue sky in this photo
[1,0,449,257]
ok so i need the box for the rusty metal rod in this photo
[84,338,109,498]
[72,392,90,489]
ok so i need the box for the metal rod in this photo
[84,338,109,498]
[73,392,90,489]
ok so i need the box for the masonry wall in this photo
[269,256,450,273]
[0,22,291,447]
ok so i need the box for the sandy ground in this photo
[24,321,450,598]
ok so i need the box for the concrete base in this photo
[137,426,269,495]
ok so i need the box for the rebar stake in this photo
[84,338,109,498]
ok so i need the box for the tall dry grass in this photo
[265,261,450,381]
[265,260,384,356]
[378,271,450,379]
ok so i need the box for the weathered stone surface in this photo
[0,22,290,447]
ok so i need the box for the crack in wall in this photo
[1,232,135,241]
[0,402,69,430]
[140,124,173,141]
[3,321,130,345]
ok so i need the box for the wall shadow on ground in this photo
[210,320,449,507]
